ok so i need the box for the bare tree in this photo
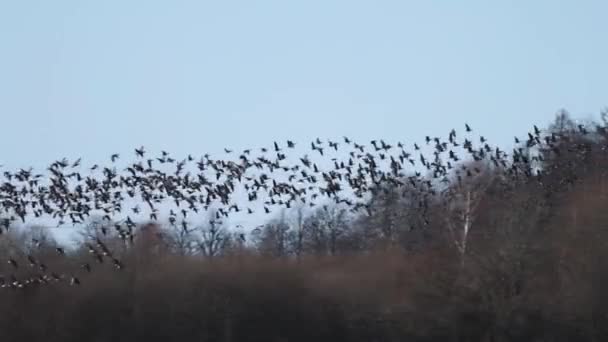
[303,205,349,256]
[354,179,425,251]
[198,218,228,258]
[443,163,495,265]
[0,224,56,258]
[165,222,199,256]
[290,204,306,259]
[549,109,576,134]
[257,210,293,257]
[77,216,114,242]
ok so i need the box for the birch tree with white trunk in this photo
[443,166,494,265]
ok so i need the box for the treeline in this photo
[2,112,608,341]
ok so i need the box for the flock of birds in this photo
[0,121,599,290]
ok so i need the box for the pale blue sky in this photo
[1,0,606,169]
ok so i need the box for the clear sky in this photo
[0,0,606,170]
